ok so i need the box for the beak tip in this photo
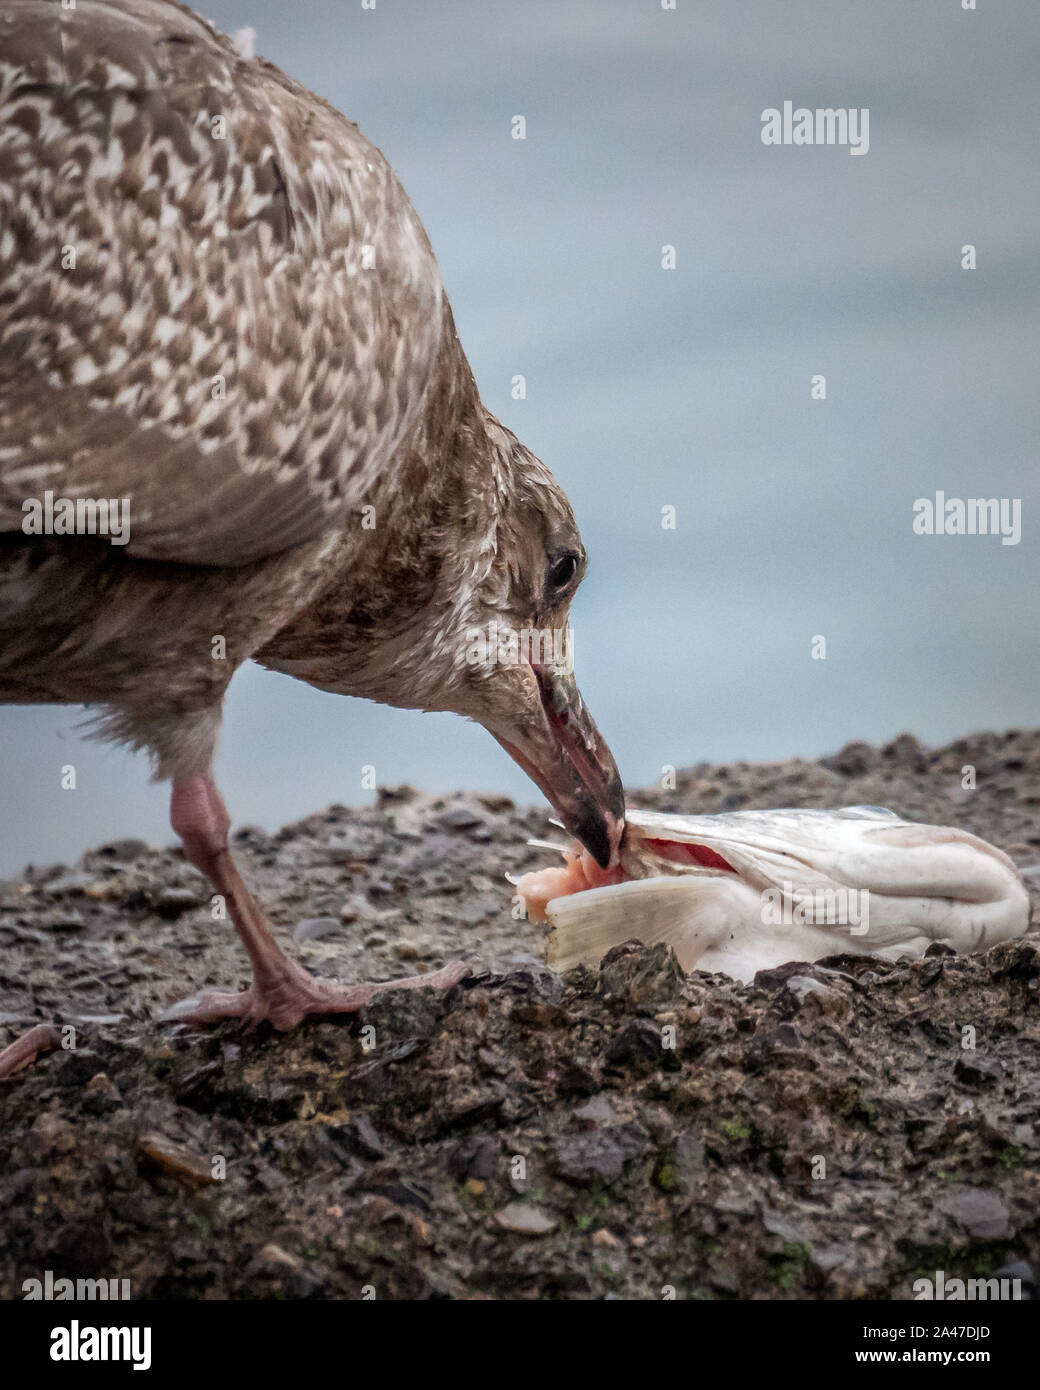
[574,803,625,871]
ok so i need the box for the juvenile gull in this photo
[0,0,624,1071]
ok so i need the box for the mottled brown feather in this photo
[0,0,443,565]
[0,0,586,787]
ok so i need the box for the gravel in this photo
[0,727,1038,1300]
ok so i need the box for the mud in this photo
[1,728,1038,1300]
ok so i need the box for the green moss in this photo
[653,1147,679,1192]
[186,1208,213,1240]
[770,1241,813,1291]
[850,1096,879,1129]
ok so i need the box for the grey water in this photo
[2,0,1037,874]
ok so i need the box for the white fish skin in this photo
[541,806,1031,983]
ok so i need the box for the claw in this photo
[0,1023,62,1080]
[162,959,471,1031]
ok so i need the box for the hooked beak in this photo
[489,663,625,869]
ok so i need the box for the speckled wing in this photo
[0,0,444,565]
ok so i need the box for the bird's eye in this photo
[547,551,579,592]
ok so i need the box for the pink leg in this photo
[0,1023,61,1080]
[164,772,469,1030]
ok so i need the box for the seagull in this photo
[0,0,625,1074]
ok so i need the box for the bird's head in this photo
[257,411,625,868]
[426,416,626,869]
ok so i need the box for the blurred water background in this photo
[2,0,1037,872]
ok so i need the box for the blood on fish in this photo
[518,837,734,922]
[644,839,735,872]
[517,850,626,921]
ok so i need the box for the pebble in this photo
[591,1227,622,1249]
[293,916,342,944]
[552,1123,650,1185]
[605,1019,664,1067]
[436,806,486,832]
[96,839,150,862]
[940,1187,1012,1241]
[154,886,205,917]
[43,872,93,895]
[137,1132,217,1188]
[573,1095,616,1131]
[393,939,424,961]
[954,1053,1002,1086]
[784,974,851,1017]
[494,1203,557,1236]
[42,910,86,931]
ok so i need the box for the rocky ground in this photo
[1,728,1038,1300]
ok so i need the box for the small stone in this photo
[251,1245,300,1273]
[664,1128,706,1192]
[573,1095,616,1131]
[987,941,1040,981]
[325,832,377,863]
[494,1202,557,1236]
[96,838,150,862]
[591,1227,622,1249]
[954,1053,1002,1086]
[598,942,685,1008]
[82,879,129,902]
[43,871,93,895]
[880,733,927,771]
[41,910,86,931]
[327,1116,386,1161]
[552,1124,650,1185]
[811,1243,857,1275]
[762,1209,808,1245]
[784,975,850,1015]
[294,916,341,944]
[437,805,486,832]
[555,1061,600,1097]
[137,1132,217,1188]
[154,886,205,917]
[820,741,876,776]
[85,1072,120,1102]
[993,1260,1034,1290]
[605,1018,664,1068]
[743,1022,811,1073]
[447,1135,500,1182]
[941,1187,1012,1241]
